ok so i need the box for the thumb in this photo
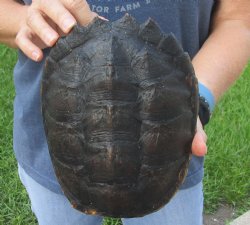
[191,118,207,156]
[65,0,97,26]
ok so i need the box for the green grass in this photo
[0,46,37,225]
[203,63,250,215]
[0,44,249,224]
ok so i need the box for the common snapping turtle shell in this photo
[41,14,198,218]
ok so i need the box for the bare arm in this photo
[192,0,250,156]
[0,0,27,47]
[193,0,250,102]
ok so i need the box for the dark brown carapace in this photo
[41,14,198,218]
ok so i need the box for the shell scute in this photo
[139,18,163,45]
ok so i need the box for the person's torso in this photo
[14,0,214,193]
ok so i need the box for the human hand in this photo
[191,117,207,156]
[15,0,98,61]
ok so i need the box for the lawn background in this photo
[0,45,249,225]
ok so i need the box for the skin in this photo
[0,0,250,157]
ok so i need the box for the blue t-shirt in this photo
[14,0,214,194]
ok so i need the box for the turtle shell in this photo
[41,14,198,218]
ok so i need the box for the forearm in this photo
[0,0,27,47]
[193,7,250,102]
